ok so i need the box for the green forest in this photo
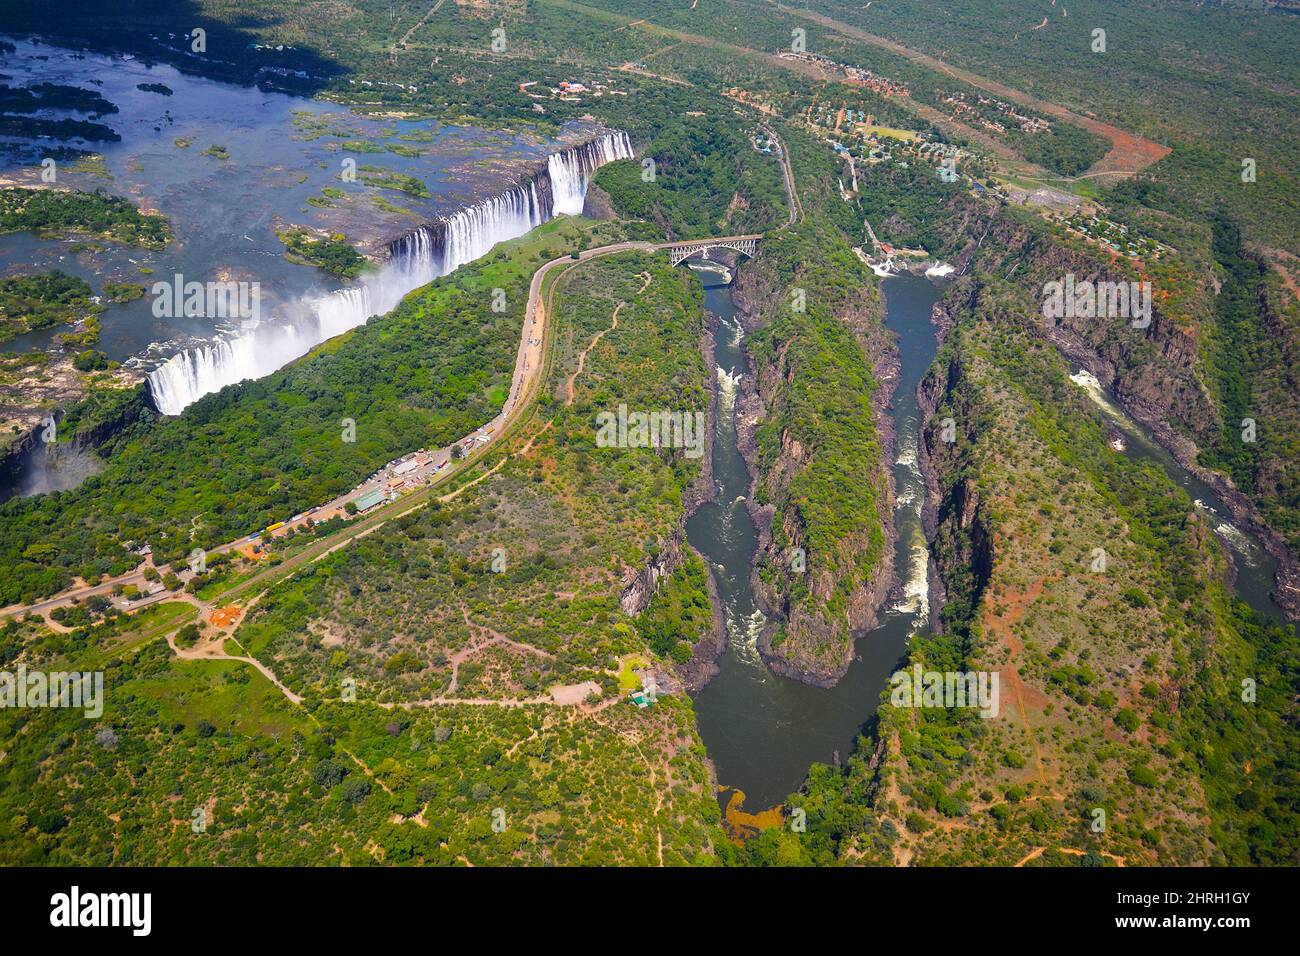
[0,271,99,343]
[0,187,172,248]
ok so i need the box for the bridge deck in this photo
[664,235,762,265]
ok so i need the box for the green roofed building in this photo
[354,488,386,512]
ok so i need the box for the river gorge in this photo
[688,264,944,812]
[3,30,1286,829]
[686,259,1285,816]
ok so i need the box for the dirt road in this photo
[775,3,1171,182]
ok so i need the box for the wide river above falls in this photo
[0,36,564,364]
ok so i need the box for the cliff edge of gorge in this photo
[917,330,994,638]
[619,317,726,693]
[728,254,897,687]
[955,210,1300,621]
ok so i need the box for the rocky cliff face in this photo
[618,534,681,617]
[612,309,733,692]
[0,383,151,500]
[957,213,1299,620]
[618,324,717,620]
[917,297,962,630]
[727,260,897,687]
[581,183,619,222]
[918,340,993,635]
[967,214,1219,442]
[0,423,43,497]
[673,558,728,693]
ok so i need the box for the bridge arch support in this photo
[665,236,761,266]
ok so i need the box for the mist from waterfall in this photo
[148,130,633,415]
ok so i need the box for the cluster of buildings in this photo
[1056,211,1169,260]
[237,422,490,555]
[750,128,777,154]
[939,92,1052,136]
[778,52,909,97]
[351,423,495,510]
[518,77,628,111]
[806,103,976,184]
[807,102,886,133]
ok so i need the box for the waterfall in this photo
[548,129,632,215]
[148,130,634,415]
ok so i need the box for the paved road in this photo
[2,227,785,729]
[1,235,759,624]
[760,123,803,226]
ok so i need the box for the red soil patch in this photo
[982,577,1051,781]
[209,605,242,629]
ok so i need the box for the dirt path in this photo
[983,577,1049,786]
[383,695,553,709]
[168,625,305,703]
[565,271,653,405]
[392,0,447,57]
[566,305,621,405]
[1014,845,1047,867]
[446,605,555,692]
[1257,247,1300,306]
[618,62,692,87]
[1015,845,1127,867]
[379,681,608,710]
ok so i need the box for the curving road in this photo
[760,123,803,226]
[0,234,762,625]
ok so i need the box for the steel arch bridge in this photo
[664,235,762,266]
